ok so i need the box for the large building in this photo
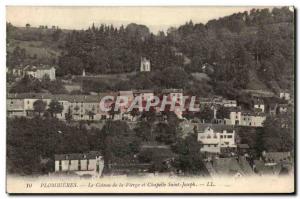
[7,65,56,80]
[217,107,266,127]
[23,65,56,80]
[54,151,104,177]
[197,125,236,154]
[7,93,114,120]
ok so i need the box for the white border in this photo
[0,0,299,198]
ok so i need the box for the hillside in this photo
[6,7,294,97]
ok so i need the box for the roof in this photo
[238,144,250,149]
[195,123,235,133]
[24,64,56,71]
[241,111,266,117]
[54,151,102,160]
[253,98,264,104]
[162,89,183,94]
[119,91,133,96]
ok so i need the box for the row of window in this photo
[200,135,233,139]
[58,159,90,171]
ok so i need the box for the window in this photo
[59,160,62,171]
[69,160,71,165]
[87,159,89,170]
[10,101,13,104]
[220,135,223,138]
[227,135,232,138]
[27,101,30,104]
[78,160,81,170]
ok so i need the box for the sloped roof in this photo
[195,123,235,133]
[24,64,56,71]
[54,151,102,160]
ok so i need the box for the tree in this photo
[216,106,230,119]
[48,100,63,118]
[33,100,47,116]
[172,134,208,175]
[261,116,293,152]
[154,122,176,145]
[134,121,152,141]
[197,106,214,123]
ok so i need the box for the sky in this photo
[6,6,275,33]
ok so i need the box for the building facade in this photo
[140,57,151,72]
[54,151,104,177]
[197,126,236,154]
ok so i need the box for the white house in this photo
[279,90,290,101]
[197,125,236,154]
[221,107,266,127]
[222,99,237,107]
[253,99,265,113]
[23,65,56,80]
[140,57,151,72]
[54,151,104,177]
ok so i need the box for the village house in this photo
[253,98,265,112]
[54,151,104,177]
[7,65,56,80]
[7,93,114,121]
[278,104,289,114]
[140,57,151,72]
[23,65,56,80]
[240,112,266,127]
[253,151,293,176]
[222,99,237,107]
[196,125,236,154]
[279,90,290,101]
[218,107,266,127]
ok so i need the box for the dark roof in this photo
[238,144,250,149]
[54,151,102,160]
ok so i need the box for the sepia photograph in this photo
[5,6,295,194]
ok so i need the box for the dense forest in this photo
[7,7,294,96]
